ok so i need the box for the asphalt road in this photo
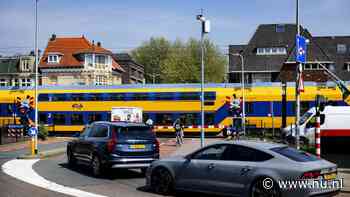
[1,138,349,197]
[0,158,71,197]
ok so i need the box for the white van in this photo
[283,106,350,145]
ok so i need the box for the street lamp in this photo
[196,11,210,148]
[33,0,39,155]
[228,53,246,136]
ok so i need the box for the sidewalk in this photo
[159,138,222,158]
[0,137,72,153]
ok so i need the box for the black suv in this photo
[67,121,160,177]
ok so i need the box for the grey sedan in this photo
[146,140,340,197]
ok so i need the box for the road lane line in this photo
[2,159,108,197]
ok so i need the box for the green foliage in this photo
[131,37,227,83]
[131,37,171,83]
[38,124,48,140]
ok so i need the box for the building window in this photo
[21,78,32,86]
[0,79,7,86]
[85,54,93,67]
[95,55,106,64]
[48,55,59,63]
[256,47,286,55]
[276,24,285,33]
[337,44,347,54]
[13,79,19,87]
[345,63,350,72]
[95,75,107,85]
[49,76,58,84]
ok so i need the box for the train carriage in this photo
[0,82,347,135]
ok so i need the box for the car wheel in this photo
[151,167,174,195]
[91,155,103,177]
[251,177,280,197]
[67,149,76,167]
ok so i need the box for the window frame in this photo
[222,144,274,162]
[190,144,229,161]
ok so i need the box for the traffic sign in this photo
[296,35,307,63]
[28,127,38,137]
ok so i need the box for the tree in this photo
[132,37,226,83]
[131,37,171,83]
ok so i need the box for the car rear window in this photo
[271,146,320,162]
[113,126,155,139]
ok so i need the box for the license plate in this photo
[324,173,337,180]
[130,144,145,149]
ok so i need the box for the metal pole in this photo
[34,0,39,155]
[240,54,246,136]
[200,23,205,148]
[295,0,301,150]
[315,110,321,158]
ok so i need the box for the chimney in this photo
[50,34,56,41]
[97,41,101,47]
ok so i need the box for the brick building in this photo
[229,24,350,83]
[39,35,124,86]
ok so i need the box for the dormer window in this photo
[48,55,59,63]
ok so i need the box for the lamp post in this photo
[295,0,301,150]
[34,0,39,155]
[196,11,210,148]
[228,53,246,136]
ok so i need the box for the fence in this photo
[0,119,29,145]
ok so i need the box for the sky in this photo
[0,0,349,56]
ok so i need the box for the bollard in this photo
[315,115,321,158]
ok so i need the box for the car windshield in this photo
[113,126,155,139]
[271,146,320,162]
[299,112,313,125]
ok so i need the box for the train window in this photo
[38,94,49,101]
[245,102,254,114]
[70,93,84,101]
[178,92,200,100]
[205,113,215,125]
[204,101,215,106]
[86,93,101,101]
[133,93,149,100]
[51,94,66,101]
[88,113,102,124]
[52,114,65,125]
[154,92,175,100]
[180,113,199,126]
[155,113,173,125]
[106,112,111,121]
[301,101,309,114]
[204,92,216,100]
[110,93,125,101]
[39,113,48,124]
[71,113,83,125]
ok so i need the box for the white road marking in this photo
[2,159,108,197]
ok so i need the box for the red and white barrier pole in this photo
[315,115,321,158]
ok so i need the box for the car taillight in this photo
[301,171,321,179]
[107,131,117,153]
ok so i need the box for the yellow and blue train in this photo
[0,83,346,135]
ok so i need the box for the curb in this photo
[17,147,66,160]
